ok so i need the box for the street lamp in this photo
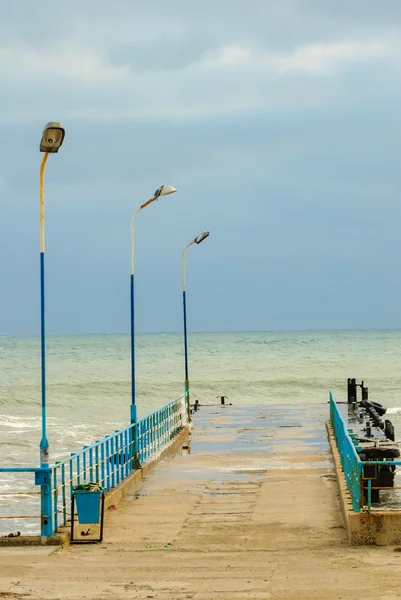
[130,185,177,425]
[182,231,210,420]
[39,122,65,468]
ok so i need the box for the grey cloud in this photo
[1,1,401,62]
[0,1,400,334]
[109,36,213,73]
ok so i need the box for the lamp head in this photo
[154,185,177,199]
[40,122,65,153]
[194,231,210,244]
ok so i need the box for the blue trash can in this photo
[74,490,101,524]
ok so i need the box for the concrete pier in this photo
[2,404,401,599]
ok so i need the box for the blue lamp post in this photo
[130,185,177,425]
[39,122,65,467]
[37,122,65,537]
[182,231,209,420]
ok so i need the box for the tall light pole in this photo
[182,231,209,420]
[39,122,65,467]
[130,185,177,426]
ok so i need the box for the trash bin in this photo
[74,489,101,524]
[71,483,105,543]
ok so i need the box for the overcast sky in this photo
[0,1,400,334]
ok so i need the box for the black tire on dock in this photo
[371,401,387,416]
[364,400,387,416]
[362,447,400,459]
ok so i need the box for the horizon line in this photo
[1,327,401,338]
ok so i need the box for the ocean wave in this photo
[386,407,401,415]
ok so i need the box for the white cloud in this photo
[0,43,128,83]
[272,39,394,73]
[203,38,396,74]
[0,12,399,123]
[209,44,252,65]
[0,33,396,88]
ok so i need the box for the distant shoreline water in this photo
[2,327,400,337]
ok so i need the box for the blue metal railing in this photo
[329,391,363,512]
[0,393,188,536]
[330,391,401,513]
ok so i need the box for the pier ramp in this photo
[2,404,401,599]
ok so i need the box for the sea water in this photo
[0,330,400,533]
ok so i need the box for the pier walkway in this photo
[2,404,401,599]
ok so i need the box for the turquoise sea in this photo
[0,330,400,534]
[1,330,401,465]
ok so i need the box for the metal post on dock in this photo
[182,232,210,422]
[347,378,357,403]
[38,122,65,536]
[130,185,177,466]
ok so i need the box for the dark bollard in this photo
[361,383,368,402]
[385,420,395,441]
[347,378,357,403]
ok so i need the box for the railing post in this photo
[119,432,124,481]
[39,470,53,536]
[61,463,66,527]
[89,447,94,482]
[135,417,140,467]
[130,405,141,470]
[145,418,149,460]
[76,455,81,486]
[110,437,115,488]
[358,462,363,512]
[115,433,120,485]
[34,466,53,536]
[100,442,105,488]
[83,447,87,481]
[123,430,128,478]
[53,464,59,532]
[105,438,111,491]
[69,453,74,502]
[95,443,100,483]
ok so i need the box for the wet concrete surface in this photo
[190,404,329,455]
[3,403,401,599]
